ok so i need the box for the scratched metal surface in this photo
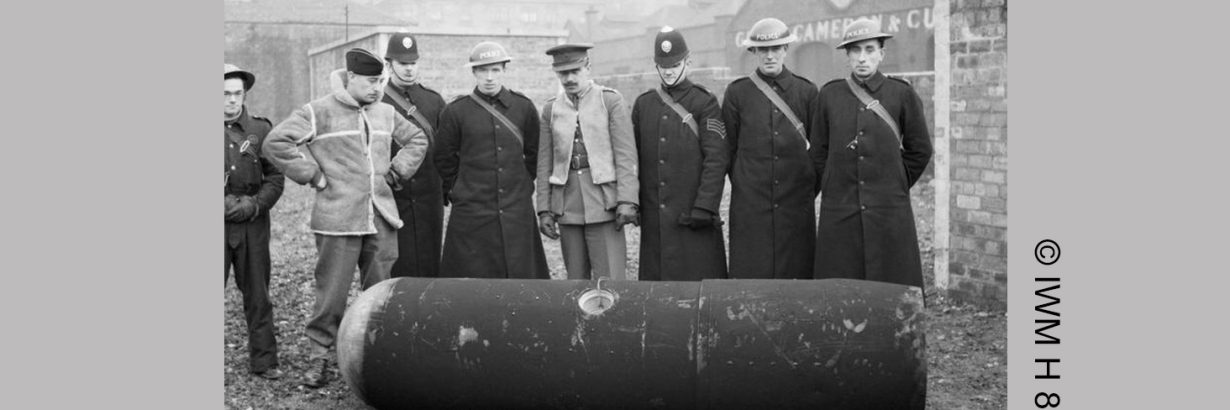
[697,279,926,409]
[337,278,926,410]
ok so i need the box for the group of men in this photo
[223,16,933,388]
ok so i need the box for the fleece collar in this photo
[328,69,385,109]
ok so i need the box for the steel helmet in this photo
[836,17,893,49]
[223,63,256,91]
[742,17,797,48]
[466,41,512,68]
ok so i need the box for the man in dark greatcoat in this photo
[383,32,446,278]
[631,27,729,281]
[812,18,934,287]
[224,63,285,380]
[436,41,549,279]
[721,17,821,279]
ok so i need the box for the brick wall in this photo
[946,0,1007,304]
[593,67,739,105]
[589,21,733,77]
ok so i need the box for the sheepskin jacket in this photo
[264,70,429,235]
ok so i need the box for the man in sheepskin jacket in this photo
[263,48,429,388]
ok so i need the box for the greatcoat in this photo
[812,71,933,287]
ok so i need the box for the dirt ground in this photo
[224,178,1006,409]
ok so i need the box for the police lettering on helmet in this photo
[466,42,512,96]
[837,18,894,80]
[742,18,797,76]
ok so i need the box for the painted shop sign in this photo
[735,7,936,47]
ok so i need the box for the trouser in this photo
[224,219,277,373]
[559,221,627,280]
[306,215,398,359]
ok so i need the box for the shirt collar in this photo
[664,78,694,97]
[853,71,886,93]
[755,66,794,90]
[566,80,597,106]
[225,106,249,131]
[389,82,416,103]
[475,86,510,107]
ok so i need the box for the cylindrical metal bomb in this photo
[338,278,926,409]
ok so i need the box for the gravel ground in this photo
[224,177,1006,409]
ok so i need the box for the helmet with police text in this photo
[836,17,893,49]
[742,17,796,48]
[224,63,256,91]
[386,32,420,63]
[466,41,512,68]
[654,26,689,66]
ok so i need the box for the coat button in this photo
[662,115,668,120]
[774,131,779,136]
[773,156,780,161]
[774,203,779,209]
[499,210,504,214]
[860,205,867,211]
[660,181,666,186]
[660,137,666,142]
[497,167,503,172]
[498,188,504,193]
[858,155,865,161]
[229,143,234,148]
[497,146,503,151]
[495,124,501,129]
[858,131,864,136]
[230,165,236,170]
[858,180,865,185]
[660,204,666,209]
[659,159,665,164]
[774,180,780,185]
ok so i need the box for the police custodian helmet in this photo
[836,17,893,49]
[742,17,797,48]
[654,26,689,66]
[385,32,420,63]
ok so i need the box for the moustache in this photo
[564,82,578,88]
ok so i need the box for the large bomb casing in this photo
[338,278,926,409]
